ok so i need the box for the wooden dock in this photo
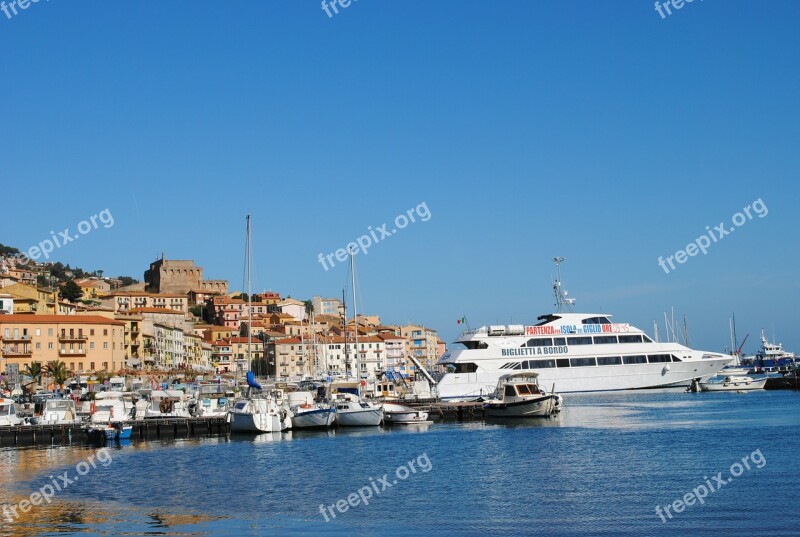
[425,401,485,421]
[0,417,230,448]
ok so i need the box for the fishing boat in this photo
[194,383,230,417]
[34,398,81,425]
[90,391,134,424]
[483,373,561,418]
[140,390,192,419]
[437,258,732,399]
[382,403,431,425]
[0,398,22,426]
[288,391,336,429]
[699,376,767,391]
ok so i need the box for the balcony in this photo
[3,348,32,357]
[59,335,88,342]
[59,348,87,357]
[3,335,32,343]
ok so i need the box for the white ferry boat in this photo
[437,259,732,399]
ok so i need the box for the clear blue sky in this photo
[2,1,798,354]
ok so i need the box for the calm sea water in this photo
[2,389,799,537]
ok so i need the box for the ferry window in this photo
[643,335,654,343]
[597,356,622,366]
[527,338,553,347]
[512,363,522,370]
[455,363,478,373]
[529,359,556,369]
[554,337,566,346]
[618,335,643,344]
[582,317,611,325]
[556,358,570,368]
[500,362,514,369]
[593,336,618,345]
[671,355,682,362]
[517,385,531,395]
[567,337,592,345]
[570,357,597,367]
[647,354,671,363]
[623,355,648,364]
[505,385,516,397]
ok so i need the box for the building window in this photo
[90,362,95,370]
[48,342,53,350]
[90,342,95,350]
[36,343,41,350]
[90,329,95,336]
[103,342,108,350]
[48,328,53,337]
[103,329,108,336]
[35,328,41,336]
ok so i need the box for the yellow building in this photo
[0,315,127,375]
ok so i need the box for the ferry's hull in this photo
[291,408,336,429]
[438,358,732,399]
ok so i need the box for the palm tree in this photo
[22,362,43,389]
[45,360,69,391]
[304,300,314,319]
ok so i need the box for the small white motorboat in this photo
[483,373,561,418]
[0,398,22,427]
[699,376,767,391]
[382,403,431,425]
[34,399,81,425]
[334,393,383,427]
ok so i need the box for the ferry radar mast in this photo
[553,257,576,313]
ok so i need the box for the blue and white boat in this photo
[437,259,732,400]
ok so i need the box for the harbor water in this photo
[2,389,799,536]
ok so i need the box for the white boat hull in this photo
[336,408,383,427]
[382,404,430,424]
[484,395,559,418]
[438,357,732,399]
[700,378,767,391]
[291,408,336,429]
[230,411,285,433]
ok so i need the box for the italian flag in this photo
[457,317,466,324]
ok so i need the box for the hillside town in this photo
[0,253,444,388]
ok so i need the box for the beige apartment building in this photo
[103,292,189,314]
[0,315,127,376]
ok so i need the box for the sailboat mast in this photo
[246,212,252,374]
[351,251,358,382]
[342,287,348,378]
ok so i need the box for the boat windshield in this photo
[46,401,73,411]
[516,385,531,395]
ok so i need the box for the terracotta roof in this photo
[127,307,184,315]
[229,337,263,344]
[378,334,405,341]
[274,337,302,345]
[0,314,125,326]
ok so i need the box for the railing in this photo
[59,348,87,356]
[4,335,32,342]
[59,335,88,342]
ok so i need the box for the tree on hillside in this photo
[61,280,83,302]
